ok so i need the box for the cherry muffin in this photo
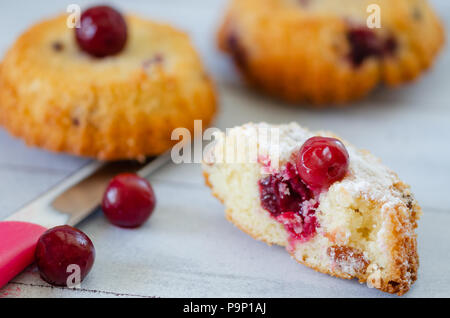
[218,0,444,104]
[0,6,216,160]
[203,123,421,295]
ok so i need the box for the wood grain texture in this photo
[0,0,449,297]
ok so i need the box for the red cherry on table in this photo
[75,5,127,57]
[296,136,350,190]
[102,173,156,228]
[35,225,95,287]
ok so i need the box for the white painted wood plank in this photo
[0,282,145,298]
[0,131,88,173]
[1,182,448,298]
[0,168,67,220]
[0,0,449,298]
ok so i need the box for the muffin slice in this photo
[203,123,421,295]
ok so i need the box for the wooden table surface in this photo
[0,0,449,298]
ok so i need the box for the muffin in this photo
[218,0,444,104]
[0,6,216,160]
[203,122,421,295]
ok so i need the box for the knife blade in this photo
[0,153,170,288]
[5,153,170,227]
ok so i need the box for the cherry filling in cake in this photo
[226,32,248,70]
[259,136,349,244]
[347,27,397,66]
[259,162,317,243]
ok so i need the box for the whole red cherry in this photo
[75,5,127,57]
[35,225,95,287]
[102,173,156,228]
[296,136,350,190]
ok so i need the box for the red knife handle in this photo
[0,221,47,288]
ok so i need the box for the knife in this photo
[0,154,170,288]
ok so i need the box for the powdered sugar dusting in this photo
[215,122,404,210]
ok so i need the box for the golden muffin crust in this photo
[218,0,444,104]
[0,14,217,160]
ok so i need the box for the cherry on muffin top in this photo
[75,5,128,57]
